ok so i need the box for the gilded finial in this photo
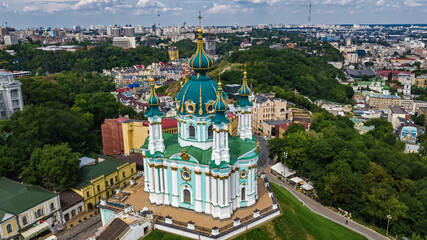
[218,73,222,89]
[244,63,247,78]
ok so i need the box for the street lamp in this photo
[386,215,392,236]
[283,152,288,182]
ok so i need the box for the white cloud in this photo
[207,3,238,14]
[137,0,165,8]
[234,0,280,6]
[207,3,254,14]
[318,0,354,5]
[404,0,423,6]
[1,2,9,8]
[22,5,38,12]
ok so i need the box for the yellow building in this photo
[0,177,61,240]
[121,119,178,155]
[416,75,427,88]
[228,112,238,136]
[168,46,179,60]
[71,156,137,212]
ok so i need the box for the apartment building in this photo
[0,71,24,119]
[368,94,402,110]
[251,93,287,134]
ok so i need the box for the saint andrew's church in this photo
[141,16,259,219]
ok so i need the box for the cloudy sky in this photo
[0,0,426,28]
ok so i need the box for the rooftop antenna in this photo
[307,0,312,41]
[157,10,161,30]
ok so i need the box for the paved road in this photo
[255,135,271,174]
[56,215,101,240]
[266,172,389,240]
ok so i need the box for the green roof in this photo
[74,157,128,190]
[142,133,258,166]
[0,177,58,221]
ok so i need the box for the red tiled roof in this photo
[162,118,177,129]
[116,117,129,123]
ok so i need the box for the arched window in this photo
[183,189,191,203]
[50,202,55,211]
[22,216,27,225]
[6,224,12,233]
[188,125,196,139]
[241,187,246,201]
[208,125,213,139]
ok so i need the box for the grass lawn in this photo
[143,183,367,240]
[142,229,192,240]
[234,183,367,240]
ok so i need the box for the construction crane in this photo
[13,57,24,70]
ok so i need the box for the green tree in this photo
[283,123,306,136]
[21,143,80,191]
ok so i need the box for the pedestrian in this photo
[346,219,348,225]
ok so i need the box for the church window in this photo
[22,216,27,225]
[208,125,213,139]
[50,202,55,211]
[183,189,191,203]
[189,125,196,139]
[241,188,246,201]
[6,224,12,233]
[182,171,191,181]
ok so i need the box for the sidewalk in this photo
[266,172,389,240]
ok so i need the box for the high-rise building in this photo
[168,46,179,60]
[4,35,18,45]
[106,25,113,36]
[123,24,135,37]
[0,71,24,119]
[113,37,136,49]
[112,25,121,37]
[205,36,216,56]
[135,25,144,34]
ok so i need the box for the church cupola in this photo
[146,75,165,154]
[237,65,253,140]
[211,77,230,165]
[189,12,214,75]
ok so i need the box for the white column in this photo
[248,167,252,195]
[225,177,229,206]
[154,166,159,193]
[205,173,211,214]
[195,171,202,212]
[171,167,179,207]
[211,176,217,206]
[149,165,155,192]
[230,171,234,202]
[252,167,256,193]
[219,178,224,206]
[163,166,169,204]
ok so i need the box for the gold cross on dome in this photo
[198,11,202,28]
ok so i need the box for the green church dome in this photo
[176,74,220,117]
[213,81,228,112]
[147,78,160,106]
[238,70,251,97]
[189,28,213,73]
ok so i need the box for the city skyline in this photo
[0,0,426,28]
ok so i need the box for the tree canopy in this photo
[269,111,427,237]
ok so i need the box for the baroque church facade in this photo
[142,16,259,219]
